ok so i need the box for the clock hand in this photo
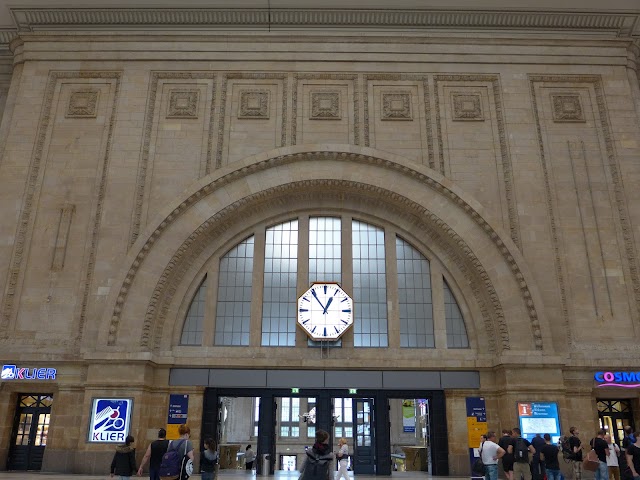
[311,289,325,310]
[322,297,334,314]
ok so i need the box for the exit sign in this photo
[349,389,357,394]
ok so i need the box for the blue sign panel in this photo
[88,398,133,443]
[594,371,640,388]
[517,402,560,444]
[168,394,189,424]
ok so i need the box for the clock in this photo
[297,282,354,341]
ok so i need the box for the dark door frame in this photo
[7,393,53,471]
[202,387,447,476]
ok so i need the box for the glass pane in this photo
[15,414,32,445]
[215,237,254,346]
[180,277,207,345]
[34,414,50,446]
[397,236,434,348]
[309,217,341,283]
[262,221,298,346]
[444,279,470,348]
[352,221,388,347]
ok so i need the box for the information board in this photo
[466,397,487,478]
[517,401,560,444]
[166,394,189,440]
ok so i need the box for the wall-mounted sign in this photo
[1,364,57,380]
[88,398,133,443]
[403,399,415,433]
[466,397,487,478]
[166,394,189,440]
[595,371,640,388]
[517,402,560,444]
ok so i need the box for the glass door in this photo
[9,394,53,470]
[352,398,375,474]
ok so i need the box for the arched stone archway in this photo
[98,146,551,361]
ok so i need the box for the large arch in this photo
[97,145,551,361]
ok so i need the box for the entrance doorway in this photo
[202,388,448,476]
[597,399,635,446]
[8,393,53,471]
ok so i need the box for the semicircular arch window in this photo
[180,217,469,349]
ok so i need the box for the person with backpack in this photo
[589,429,610,480]
[137,428,170,480]
[512,428,536,480]
[159,424,194,480]
[299,429,334,480]
[111,435,138,480]
[200,437,218,480]
[569,427,584,480]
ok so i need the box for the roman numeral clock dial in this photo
[297,282,354,341]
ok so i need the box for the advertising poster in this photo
[87,398,133,443]
[466,397,487,478]
[402,399,415,433]
[166,394,189,440]
[517,402,561,443]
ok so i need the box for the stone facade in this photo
[0,2,640,475]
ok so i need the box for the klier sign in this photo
[1,364,57,380]
[595,371,640,388]
[87,398,133,443]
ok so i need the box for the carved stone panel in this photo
[310,91,340,120]
[167,90,199,118]
[67,90,99,118]
[238,90,270,119]
[451,93,484,121]
[551,94,585,122]
[381,92,412,120]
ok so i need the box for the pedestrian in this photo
[569,427,583,480]
[499,429,515,480]
[481,431,506,480]
[335,438,349,480]
[605,433,620,480]
[299,429,334,480]
[137,429,170,480]
[245,445,256,471]
[201,437,218,480]
[540,434,561,480]
[625,432,640,480]
[512,427,535,480]
[590,429,610,480]
[111,435,137,480]
[531,434,546,480]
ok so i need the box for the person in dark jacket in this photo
[111,435,137,480]
[201,437,218,480]
[299,429,334,480]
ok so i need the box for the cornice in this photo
[0,7,639,50]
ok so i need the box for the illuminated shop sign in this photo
[594,371,640,388]
[87,398,133,443]
[1,364,57,380]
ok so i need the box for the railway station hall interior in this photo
[0,0,640,476]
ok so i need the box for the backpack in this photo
[514,437,530,462]
[559,436,575,461]
[159,439,187,480]
[301,450,331,480]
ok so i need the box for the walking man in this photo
[137,428,170,480]
[512,428,535,480]
[569,427,583,480]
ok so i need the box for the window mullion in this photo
[431,263,447,349]
[385,229,400,348]
[252,228,267,346]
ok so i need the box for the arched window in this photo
[181,217,470,349]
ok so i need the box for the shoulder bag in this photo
[583,439,600,472]
[472,442,487,476]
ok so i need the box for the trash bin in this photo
[260,454,270,476]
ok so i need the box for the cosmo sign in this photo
[595,371,640,388]
[88,398,133,443]
[1,364,57,380]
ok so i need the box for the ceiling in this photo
[0,0,639,51]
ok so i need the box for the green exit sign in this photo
[349,389,357,394]
[291,388,300,394]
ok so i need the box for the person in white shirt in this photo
[335,438,349,480]
[481,431,506,480]
[605,434,620,480]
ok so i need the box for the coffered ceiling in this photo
[0,0,639,52]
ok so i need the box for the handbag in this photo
[472,442,487,476]
[582,441,600,472]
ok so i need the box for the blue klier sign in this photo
[88,398,133,443]
[1,364,57,380]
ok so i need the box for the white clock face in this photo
[297,283,354,341]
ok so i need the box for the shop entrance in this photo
[597,399,635,445]
[8,394,53,471]
[202,388,447,476]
